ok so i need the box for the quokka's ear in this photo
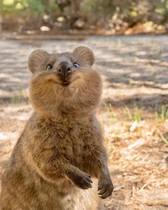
[73,46,95,66]
[28,49,49,73]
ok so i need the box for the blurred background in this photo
[0,0,168,35]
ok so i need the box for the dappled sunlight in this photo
[1,35,168,209]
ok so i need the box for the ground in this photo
[0,34,168,210]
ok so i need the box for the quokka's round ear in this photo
[73,46,95,66]
[28,49,49,73]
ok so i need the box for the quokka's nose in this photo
[57,62,72,81]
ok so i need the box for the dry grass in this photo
[97,106,168,210]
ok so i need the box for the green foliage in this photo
[155,105,168,122]
[104,102,118,124]
[12,87,28,104]
[25,0,45,16]
[104,103,143,124]
[81,0,97,13]
[78,0,115,15]
[0,0,60,16]
[130,11,138,17]
[125,106,142,122]
[125,106,133,121]
[47,3,59,13]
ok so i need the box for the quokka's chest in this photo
[39,122,100,166]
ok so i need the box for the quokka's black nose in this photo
[57,62,72,82]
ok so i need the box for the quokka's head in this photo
[28,46,102,117]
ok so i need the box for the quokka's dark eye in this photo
[73,62,80,68]
[46,64,53,71]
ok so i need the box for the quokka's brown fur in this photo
[1,46,113,210]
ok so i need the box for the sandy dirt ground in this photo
[0,35,168,209]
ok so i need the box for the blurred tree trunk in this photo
[56,0,71,12]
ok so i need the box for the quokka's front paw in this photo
[68,171,93,190]
[98,174,113,199]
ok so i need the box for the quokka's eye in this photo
[73,62,80,68]
[46,64,53,71]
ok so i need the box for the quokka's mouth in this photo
[58,74,81,86]
[61,78,78,86]
[62,81,69,85]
